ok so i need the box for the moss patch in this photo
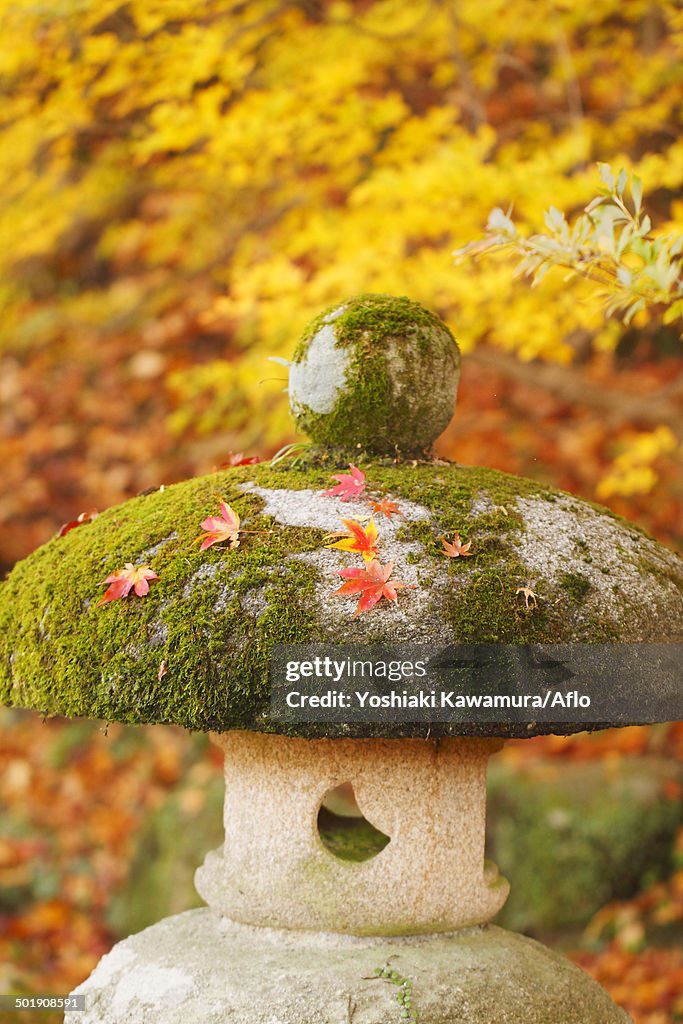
[292,294,449,362]
[317,807,390,862]
[0,467,326,732]
[559,571,592,602]
[0,458,681,738]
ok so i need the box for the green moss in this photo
[290,294,460,454]
[0,466,326,733]
[384,472,568,643]
[636,555,682,589]
[0,458,680,738]
[317,807,390,862]
[292,294,448,362]
[559,571,592,601]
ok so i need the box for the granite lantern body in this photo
[1,295,681,1023]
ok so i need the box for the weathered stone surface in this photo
[288,294,460,453]
[1,459,681,738]
[66,910,631,1024]
[195,732,508,934]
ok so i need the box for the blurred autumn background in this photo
[0,0,682,1021]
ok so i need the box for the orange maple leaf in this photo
[322,464,366,501]
[333,559,407,617]
[196,498,241,550]
[440,532,472,557]
[98,563,159,605]
[326,518,379,562]
[369,498,401,520]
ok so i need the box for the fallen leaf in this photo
[322,464,366,501]
[158,660,168,681]
[196,497,241,550]
[441,532,473,557]
[57,511,98,538]
[369,498,401,519]
[333,559,408,616]
[98,564,159,604]
[326,518,379,561]
[217,452,261,468]
[516,582,539,609]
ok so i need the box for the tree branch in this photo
[467,347,683,440]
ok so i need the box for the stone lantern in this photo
[0,294,681,1023]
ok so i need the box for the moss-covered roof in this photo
[1,458,681,739]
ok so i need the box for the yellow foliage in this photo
[0,0,681,456]
[597,428,678,498]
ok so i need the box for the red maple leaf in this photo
[326,518,379,562]
[196,497,241,550]
[98,564,159,605]
[440,532,473,557]
[369,498,401,520]
[57,510,98,538]
[217,452,262,468]
[322,464,366,501]
[333,559,407,617]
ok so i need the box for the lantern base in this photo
[65,909,630,1023]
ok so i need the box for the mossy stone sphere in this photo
[289,294,460,453]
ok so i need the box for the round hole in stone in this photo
[317,783,390,863]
